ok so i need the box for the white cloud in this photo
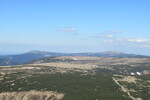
[127,38,150,43]
[113,38,150,43]
[104,34,114,38]
[100,37,150,48]
[100,30,122,34]
[94,30,150,48]
[97,30,122,39]
[58,27,79,32]
[95,34,114,39]
[140,44,150,47]
[99,34,114,38]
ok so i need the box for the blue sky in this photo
[0,0,150,55]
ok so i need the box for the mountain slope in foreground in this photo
[0,56,150,100]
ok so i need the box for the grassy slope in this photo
[0,72,131,100]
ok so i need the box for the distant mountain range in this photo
[0,50,147,66]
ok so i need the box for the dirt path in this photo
[112,77,136,100]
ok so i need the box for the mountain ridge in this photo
[0,50,148,66]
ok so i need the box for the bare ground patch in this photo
[31,62,98,69]
[0,90,64,100]
[117,76,140,84]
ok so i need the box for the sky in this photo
[0,0,150,55]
